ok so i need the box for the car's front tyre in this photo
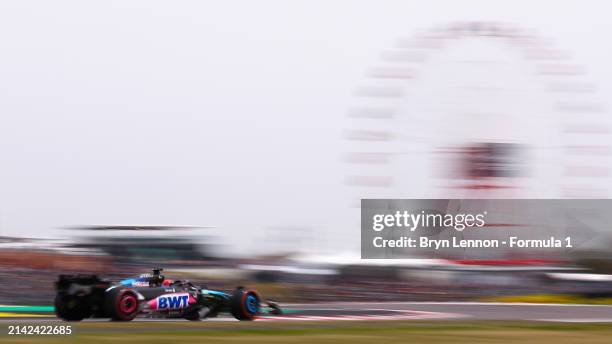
[230,287,260,321]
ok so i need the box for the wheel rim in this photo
[119,294,137,314]
[245,294,258,314]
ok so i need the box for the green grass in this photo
[2,321,612,343]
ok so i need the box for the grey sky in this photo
[0,1,610,255]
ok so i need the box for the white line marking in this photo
[536,318,612,323]
[255,310,465,321]
[283,302,612,308]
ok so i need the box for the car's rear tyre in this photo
[105,288,139,321]
[54,294,91,321]
[230,287,260,321]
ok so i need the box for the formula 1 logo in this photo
[148,293,191,310]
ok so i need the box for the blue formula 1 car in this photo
[54,268,281,321]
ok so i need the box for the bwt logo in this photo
[151,293,190,310]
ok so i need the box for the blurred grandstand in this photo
[2,226,612,306]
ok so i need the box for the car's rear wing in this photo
[56,274,111,292]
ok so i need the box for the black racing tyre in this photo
[230,287,260,321]
[105,288,139,321]
[54,294,91,321]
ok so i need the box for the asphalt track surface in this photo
[287,302,612,322]
[3,302,612,323]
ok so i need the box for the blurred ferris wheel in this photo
[344,22,611,202]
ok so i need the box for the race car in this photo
[54,268,281,321]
